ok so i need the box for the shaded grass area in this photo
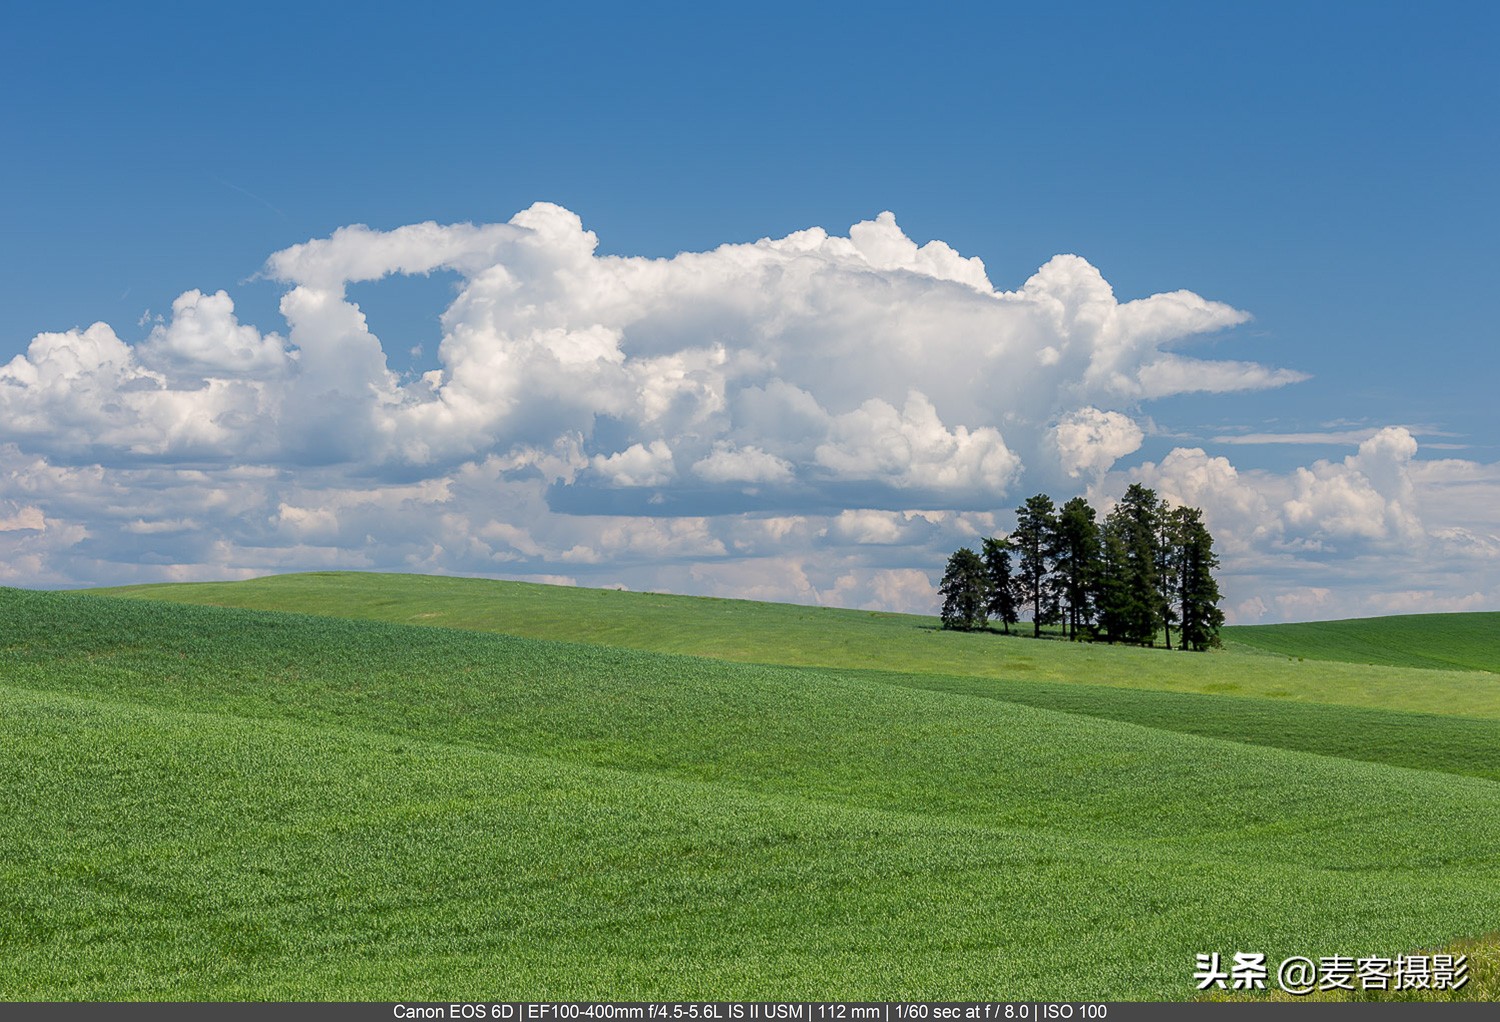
[853,669,1500,782]
[86,572,1500,720]
[1225,612,1500,674]
[6,588,1500,998]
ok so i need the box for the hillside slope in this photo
[1225,612,1500,673]
[6,587,1500,999]
[89,572,1500,719]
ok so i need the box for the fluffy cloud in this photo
[1051,407,1144,479]
[813,392,1020,498]
[1284,427,1423,543]
[592,440,676,488]
[1,203,1269,490]
[1,203,1493,620]
[693,443,795,485]
[1113,427,1500,622]
[139,289,292,379]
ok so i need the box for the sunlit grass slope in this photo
[6,587,1500,1000]
[866,670,1500,782]
[91,572,1500,719]
[1225,612,1500,674]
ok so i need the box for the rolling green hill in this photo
[1225,612,1500,674]
[90,572,1500,720]
[5,582,1500,1000]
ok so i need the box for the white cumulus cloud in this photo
[1051,407,1145,478]
[1110,427,1498,622]
[693,443,795,485]
[592,440,677,488]
[4,202,1491,620]
[814,391,1021,496]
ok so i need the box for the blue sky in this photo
[2,2,1497,620]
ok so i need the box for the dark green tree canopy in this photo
[1055,496,1100,641]
[982,536,1020,635]
[1099,484,1164,646]
[939,546,989,632]
[941,488,1224,651]
[1174,506,1225,652]
[1012,493,1060,638]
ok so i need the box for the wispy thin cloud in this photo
[1214,425,1463,446]
[213,176,287,219]
[1214,429,1385,446]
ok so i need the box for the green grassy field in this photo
[91,572,1500,719]
[4,574,1499,1000]
[1225,612,1500,674]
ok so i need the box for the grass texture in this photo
[5,582,1500,1000]
[91,572,1500,720]
[1225,612,1500,674]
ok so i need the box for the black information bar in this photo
[4,1003,1494,1021]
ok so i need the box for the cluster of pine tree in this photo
[939,483,1226,651]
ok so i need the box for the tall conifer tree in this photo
[1094,519,1132,643]
[982,536,1020,635]
[1098,484,1163,645]
[1156,497,1182,651]
[1175,506,1225,651]
[1012,494,1060,637]
[939,546,989,632]
[1055,497,1100,640]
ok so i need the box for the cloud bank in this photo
[2,204,1493,620]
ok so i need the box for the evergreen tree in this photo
[1175,506,1225,651]
[938,546,989,632]
[1155,497,1182,651]
[1012,494,1060,637]
[982,536,1020,635]
[945,489,1224,653]
[1055,496,1100,641]
[1098,484,1163,645]
[1094,518,1132,643]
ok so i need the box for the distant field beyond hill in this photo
[4,574,1497,1000]
[1225,612,1500,674]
